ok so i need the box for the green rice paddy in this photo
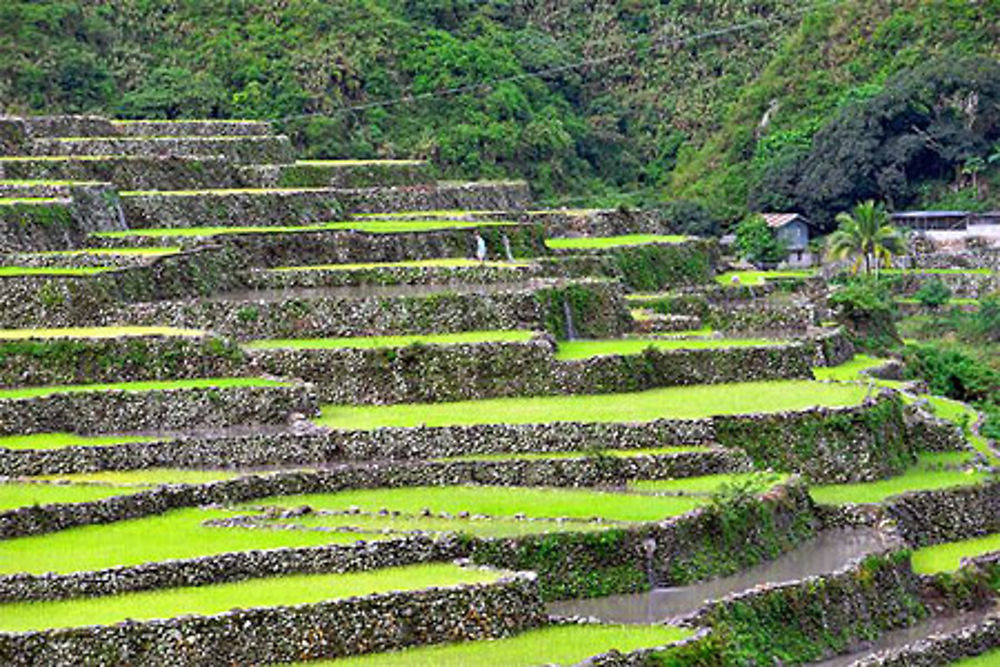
[245,330,536,350]
[36,246,182,257]
[555,337,784,360]
[630,472,788,496]
[248,485,712,523]
[910,532,1000,574]
[0,483,147,511]
[0,432,165,451]
[270,258,529,271]
[354,210,499,219]
[315,381,868,430]
[808,455,989,506]
[714,270,815,285]
[92,219,518,238]
[314,623,692,666]
[0,377,287,400]
[0,507,367,574]
[0,197,64,205]
[0,325,203,340]
[545,234,688,249]
[812,355,887,381]
[0,266,113,277]
[30,468,242,486]
[0,564,503,632]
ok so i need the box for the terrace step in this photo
[527,208,676,237]
[0,183,127,253]
[246,258,537,289]
[1,246,181,268]
[0,564,539,666]
[28,135,296,164]
[632,309,704,334]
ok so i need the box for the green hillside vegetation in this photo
[4,1,997,215]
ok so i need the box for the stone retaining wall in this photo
[890,271,999,299]
[29,135,296,164]
[0,571,544,667]
[0,383,316,436]
[119,188,344,228]
[526,209,673,237]
[885,481,1000,547]
[0,334,245,387]
[334,181,531,213]
[111,120,273,137]
[0,155,246,191]
[246,160,436,189]
[0,183,126,253]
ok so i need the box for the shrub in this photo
[914,278,952,310]
[734,215,787,266]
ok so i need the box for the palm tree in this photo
[826,200,907,275]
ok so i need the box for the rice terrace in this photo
[0,1,999,665]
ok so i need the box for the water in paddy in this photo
[809,605,998,666]
[546,528,897,623]
[210,280,547,302]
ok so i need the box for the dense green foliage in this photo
[829,276,900,352]
[3,1,997,210]
[733,215,786,266]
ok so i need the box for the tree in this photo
[914,278,952,311]
[734,215,787,266]
[825,200,906,276]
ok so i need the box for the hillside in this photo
[1,0,999,222]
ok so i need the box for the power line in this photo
[277,0,838,123]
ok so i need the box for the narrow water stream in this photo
[810,605,998,666]
[546,528,897,623]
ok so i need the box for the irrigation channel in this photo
[547,528,897,623]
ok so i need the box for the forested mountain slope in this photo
[2,0,998,224]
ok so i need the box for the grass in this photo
[247,485,711,523]
[435,445,713,463]
[808,456,989,506]
[270,258,529,271]
[630,472,788,496]
[0,377,288,400]
[0,564,502,632]
[0,483,146,511]
[245,330,536,350]
[311,623,693,666]
[714,270,815,285]
[92,220,518,238]
[315,380,868,430]
[0,432,166,451]
[0,507,370,574]
[545,234,688,249]
[30,468,242,486]
[554,337,783,360]
[910,533,1000,574]
[0,266,113,276]
[0,325,203,340]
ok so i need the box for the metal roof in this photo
[760,212,810,229]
